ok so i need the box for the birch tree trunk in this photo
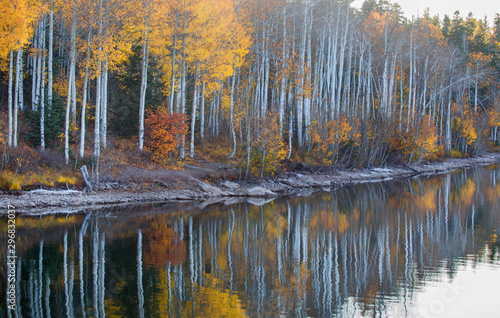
[8,50,14,147]
[335,3,349,115]
[13,50,21,148]
[65,15,76,164]
[101,60,108,149]
[200,82,206,141]
[189,64,199,159]
[445,80,453,151]
[14,49,24,149]
[32,26,38,111]
[35,19,43,113]
[48,1,53,108]
[80,69,89,159]
[279,6,288,138]
[179,60,187,159]
[94,0,103,161]
[138,2,150,151]
[40,17,46,115]
[296,3,308,148]
[228,69,237,158]
[80,19,94,159]
[169,10,179,114]
[40,49,45,150]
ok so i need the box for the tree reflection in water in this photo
[1,165,499,317]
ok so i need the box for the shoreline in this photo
[2,153,500,215]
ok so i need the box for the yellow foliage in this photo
[9,182,22,191]
[308,117,360,165]
[0,171,23,191]
[448,149,464,158]
[414,117,441,160]
[0,0,45,57]
[56,174,78,185]
[453,113,478,146]
[489,108,500,127]
[249,112,288,176]
[389,116,441,161]
[0,169,81,190]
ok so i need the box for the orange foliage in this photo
[144,108,188,164]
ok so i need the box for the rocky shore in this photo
[2,153,500,215]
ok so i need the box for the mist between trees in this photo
[1,0,500,180]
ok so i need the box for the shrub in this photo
[248,112,288,177]
[144,108,189,165]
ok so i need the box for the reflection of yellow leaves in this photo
[13,215,79,229]
[455,179,476,205]
[485,184,500,203]
[181,276,246,318]
[414,191,436,212]
[264,215,287,242]
[309,210,350,234]
[336,214,349,235]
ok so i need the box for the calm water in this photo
[1,165,500,318]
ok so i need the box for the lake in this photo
[1,165,499,317]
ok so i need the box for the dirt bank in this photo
[2,153,500,215]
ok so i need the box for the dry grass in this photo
[0,167,82,191]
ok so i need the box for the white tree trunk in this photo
[40,17,46,112]
[8,50,14,147]
[35,19,43,112]
[48,1,53,108]
[279,6,288,138]
[32,24,38,111]
[189,65,199,159]
[200,82,206,141]
[169,10,179,114]
[40,29,46,150]
[80,67,89,158]
[100,62,108,149]
[179,57,187,159]
[80,16,94,159]
[64,63,75,164]
[65,9,77,164]
[94,66,102,157]
[71,60,77,123]
[138,9,150,151]
[14,49,23,148]
[229,70,237,158]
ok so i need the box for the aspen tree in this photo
[47,0,53,108]
[138,0,152,151]
[65,1,77,164]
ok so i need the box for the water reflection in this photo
[1,166,499,317]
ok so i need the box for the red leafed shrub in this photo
[144,108,188,164]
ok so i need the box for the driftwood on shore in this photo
[28,189,82,195]
[80,165,92,190]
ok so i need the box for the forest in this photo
[1,0,500,190]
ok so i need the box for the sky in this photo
[351,0,498,24]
